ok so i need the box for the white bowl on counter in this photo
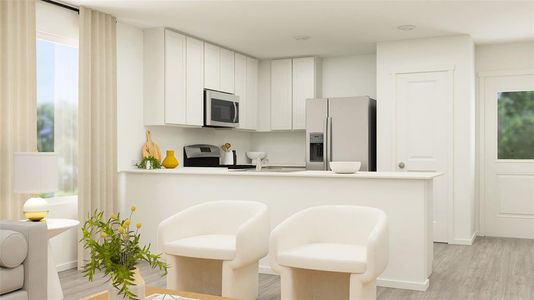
[246,152,267,161]
[329,161,361,174]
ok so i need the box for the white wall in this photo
[251,131,306,165]
[476,41,534,72]
[377,35,476,244]
[117,22,147,171]
[474,41,534,234]
[322,54,376,99]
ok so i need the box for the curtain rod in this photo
[41,0,79,13]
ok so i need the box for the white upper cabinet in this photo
[143,28,165,126]
[204,42,220,91]
[220,48,235,93]
[204,43,235,94]
[143,28,260,129]
[292,57,320,130]
[245,57,259,130]
[235,53,247,127]
[268,57,320,131]
[186,36,204,127]
[236,54,259,130]
[143,28,204,127]
[271,59,293,130]
[164,30,187,125]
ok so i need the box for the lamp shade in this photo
[13,152,58,193]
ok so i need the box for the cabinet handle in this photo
[398,162,405,169]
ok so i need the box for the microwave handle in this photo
[233,102,238,123]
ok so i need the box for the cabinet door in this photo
[234,53,247,128]
[292,57,316,130]
[220,48,235,93]
[245,57,258,130]
[186,36,204,126]
[204,43,220,90]
[164,30,186,125]
[271,59,292,130]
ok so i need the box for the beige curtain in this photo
[0,0,37,219]
[77,6,117,268]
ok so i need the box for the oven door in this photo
[205,90,239,127]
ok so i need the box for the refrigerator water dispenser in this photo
[309,133,324,162]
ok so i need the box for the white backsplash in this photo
[251,131,306,166]
[145,127,254,166]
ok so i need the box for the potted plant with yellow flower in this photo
[81,206,167,300]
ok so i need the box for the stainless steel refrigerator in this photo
[306,96,376,171]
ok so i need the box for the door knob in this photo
[398,162,405,169]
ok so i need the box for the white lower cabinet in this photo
[144,28,204,127]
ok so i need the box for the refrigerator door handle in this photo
[324,117,329,171]
[328,117,333,170]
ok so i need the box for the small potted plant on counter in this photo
[81,206,168,300]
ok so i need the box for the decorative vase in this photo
[162,150,179,168]
[108,267,145,300]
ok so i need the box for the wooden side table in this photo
[82,286,236,300]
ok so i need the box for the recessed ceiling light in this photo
[397,25,416,31]
[293,35,311,41]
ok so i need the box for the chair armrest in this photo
[230,205,270,268]
[363,214,388,282]
[269,212,315,273]
[0,221,48,300]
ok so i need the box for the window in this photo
[36,0,79,196]
[497,91,534,159]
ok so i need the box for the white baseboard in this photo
[56,260,77,272]
[450,231,478,245]
[376,278,429,291]
[259,265,429,291]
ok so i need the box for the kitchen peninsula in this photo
[118,169,439,291]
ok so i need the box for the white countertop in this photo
[121,167,441,180]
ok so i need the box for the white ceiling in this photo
[65,0,534,58]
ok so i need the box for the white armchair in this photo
[158,201,269,300]
[270,205,388,300]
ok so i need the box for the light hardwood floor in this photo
[60,237,534,300]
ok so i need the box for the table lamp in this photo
[13,152,58,221]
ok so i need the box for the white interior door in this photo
[395,71,452,243]
[482,73,534,238]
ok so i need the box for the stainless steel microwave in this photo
[204,89,239,128]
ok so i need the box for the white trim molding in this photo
[478,69,534,78]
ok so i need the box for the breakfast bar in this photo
[118,168,440,291]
